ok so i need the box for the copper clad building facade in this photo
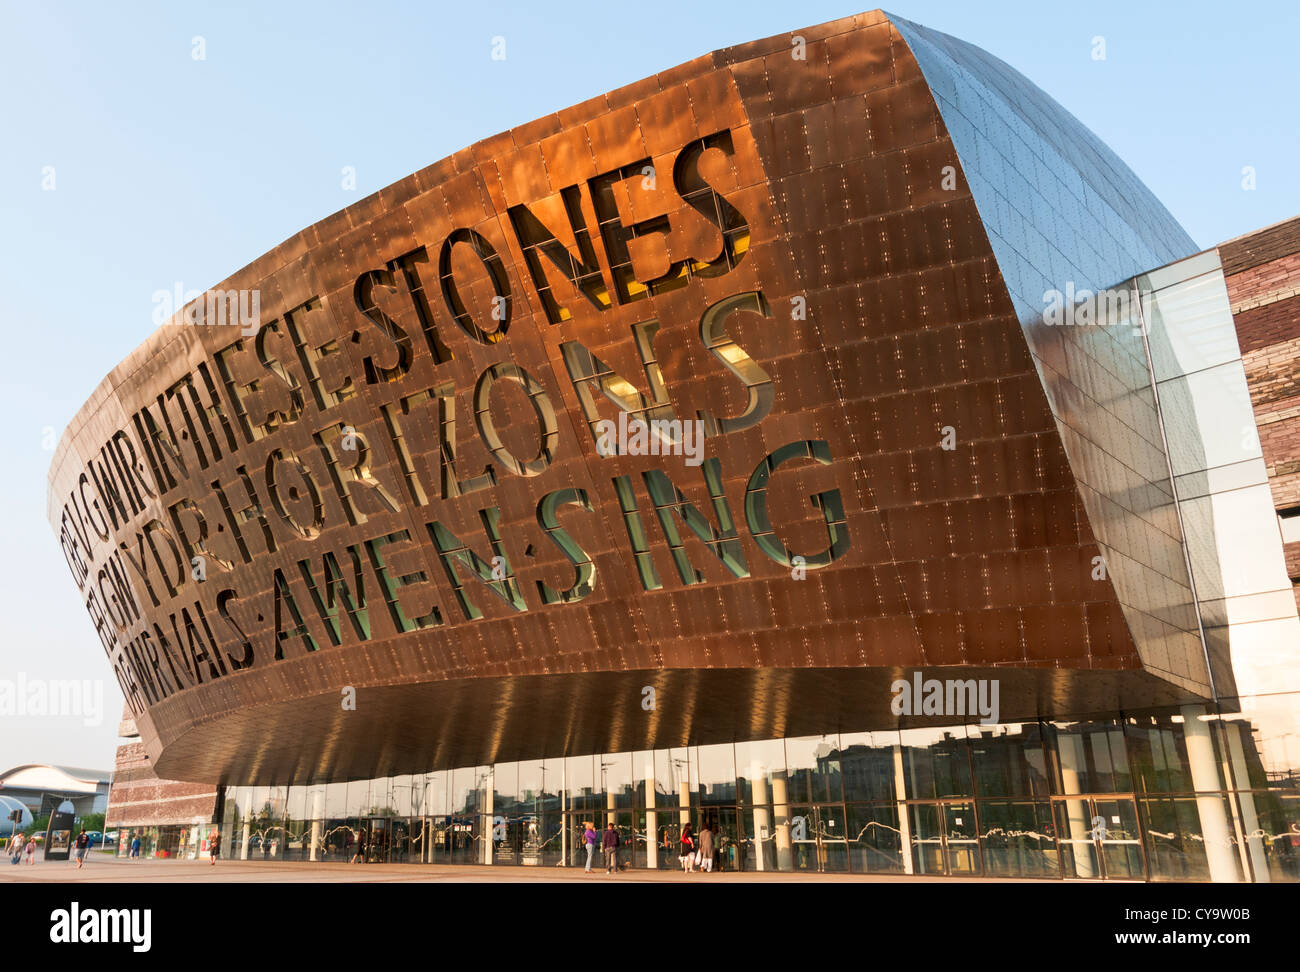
[49,12,1300,880]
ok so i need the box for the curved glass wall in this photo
[209,700,1300,881]
[894,16,1211,695]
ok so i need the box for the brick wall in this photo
[105,741,218,828]
[1221,216,1300,609]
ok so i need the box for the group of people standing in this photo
[581,821,623,874]
[3,827,217,865]
[6,828,99,867]
[676,824,717,873]
[580,822,723,874]
[6,832,36,865]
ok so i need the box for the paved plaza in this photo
[0,854,1041,883]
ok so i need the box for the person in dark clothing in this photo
[679,825,695,872]
[74,830,90,868]
[602,823,620,873]
[350,827,368,864]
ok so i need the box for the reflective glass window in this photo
[969,722,1051,797]
[898,727,972,799]
[785,735,844,804]
[839,730,901,802]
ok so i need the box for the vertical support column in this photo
[239,816,250,861]
[644,756,657,871]
[482,774,493,866]
[1058,732,1095,878]
[1217,723,1253,882]
[308,788,322,862]
[605,782,616,869]
[751,762,770,873]
[771,774,792,871]
[677,780,691,871]
[560,760,568,868]
[892,744,913,875]
[1181,705,1238,882]
[1224,722,1268,883]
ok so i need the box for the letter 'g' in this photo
[744,440,849,568]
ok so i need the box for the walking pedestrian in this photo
[602,821,620,874]
[7,832,23,865]
[209,828,220,866]
[74,829,90,868]
[130,835,141,860]
[582,822,598,873]
[698,825,714,873]
[679,825,695,872]
[24,836,36,865]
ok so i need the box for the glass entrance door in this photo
[390,818,410,863]
[609,811,635,871]
[566,814,596,869]
[1052,795,1145,880]
[492,813,520,865]
[446,815,477,864]
[409,817,431,863]
[632,810,653,869]
[908,801,982,876]
[942,801,980,874]
[790,806,849,873]
[655,817,681,870]
[421,816,450,863]
[696,808,741,872]
[366,817,389,863]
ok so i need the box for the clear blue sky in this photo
[2,0,1297,773]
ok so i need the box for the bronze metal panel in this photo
[48,12,1202,786]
